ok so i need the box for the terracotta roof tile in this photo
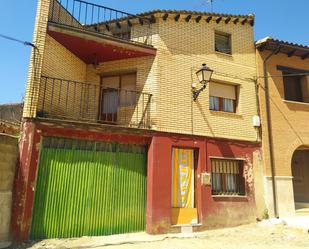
[137,9,255,20]
[256,37,309,59]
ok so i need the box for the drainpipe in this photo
[262,45,281,218]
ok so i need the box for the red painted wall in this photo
[146,135,260,233]
[12,120,260,240]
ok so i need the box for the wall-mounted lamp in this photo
[92,53,99,69]
[192,63,213,101]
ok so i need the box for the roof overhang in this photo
[47,22,157,64]
[256,37,309,60]
[138,10,254,26]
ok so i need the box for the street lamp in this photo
[192,63,213,101]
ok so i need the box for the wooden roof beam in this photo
[216,17,222,24]
[274,46,281,55]
[288,49,296,57]
[301,52,309,60]
[257,43,266,52]
[241,19,247,25]
[195,16,202,23]
[162,13,169,21]
[225,17,231,24]
[185,15,192,22]
[206,16,212,23]
[174,14,181,21]
[150,15,156,24]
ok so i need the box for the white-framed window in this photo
[209,82,237,113]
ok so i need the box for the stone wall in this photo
[0,134,18,247]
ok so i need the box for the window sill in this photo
[215,51,233,57]
[212,195,247,198]
[209,110,242,119]
[283,99,309,106]
[212,195,248,202]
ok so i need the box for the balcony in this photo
[37,76,152,129]
[47,0,156,64]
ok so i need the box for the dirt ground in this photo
[13,222,309,249]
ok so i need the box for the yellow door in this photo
[171,148,197,225]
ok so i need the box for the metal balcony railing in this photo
[37,76,152,129]
[49,0,153,45]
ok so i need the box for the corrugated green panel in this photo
[30,142,147,239]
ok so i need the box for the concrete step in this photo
[171,223,202,234]
[0,241,11,249]
[295,202,309,209]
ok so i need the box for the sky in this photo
[0,0,308,104]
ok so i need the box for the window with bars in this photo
[215,31,232,54]
[211,158,245,196]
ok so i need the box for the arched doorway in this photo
[292,147,309,209]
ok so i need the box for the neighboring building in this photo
[256,37,309,217]
[12,0,261,241]
[0,103,23,135]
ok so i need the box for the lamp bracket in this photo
[193,84,206,101]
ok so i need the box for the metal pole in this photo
[262,45,281,218]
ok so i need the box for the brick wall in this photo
[257,50,309,176]
[90,15,258,141]
[23,0,52,118]
[154,17,257,141]
[24,4,259,142]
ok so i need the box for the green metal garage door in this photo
[30,137,147,239]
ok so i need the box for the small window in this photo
[215,31,231,54]
[209,82,237,113]
[283,72,309,103]
[211,158,245,196]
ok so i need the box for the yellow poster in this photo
[172,148,194,208]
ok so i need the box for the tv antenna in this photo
[208,0,214,12]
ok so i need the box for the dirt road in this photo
[15,222,309,249]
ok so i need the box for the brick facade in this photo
[30,6,259,142]
[257,51,309,177]
[14,0,263,241]
[256,41,309,217]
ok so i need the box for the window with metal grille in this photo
[211,158,245,196]
[215,31,232,54]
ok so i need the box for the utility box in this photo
[201,172,211,186]
[252,115,261,127]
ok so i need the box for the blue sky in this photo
[0,0,308,104]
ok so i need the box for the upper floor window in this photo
[100,73,137,123]
[277,66,309,103]
[209,82,237,113]
[283,72,309,103]
[211,158,245,196]
[215,31,232,55]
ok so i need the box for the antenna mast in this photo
[208,0,214,12]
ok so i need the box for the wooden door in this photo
[171,148,197,225]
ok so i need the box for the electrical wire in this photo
[257,72,309,78]
[0,33,35,48]
[157,42,309,80]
